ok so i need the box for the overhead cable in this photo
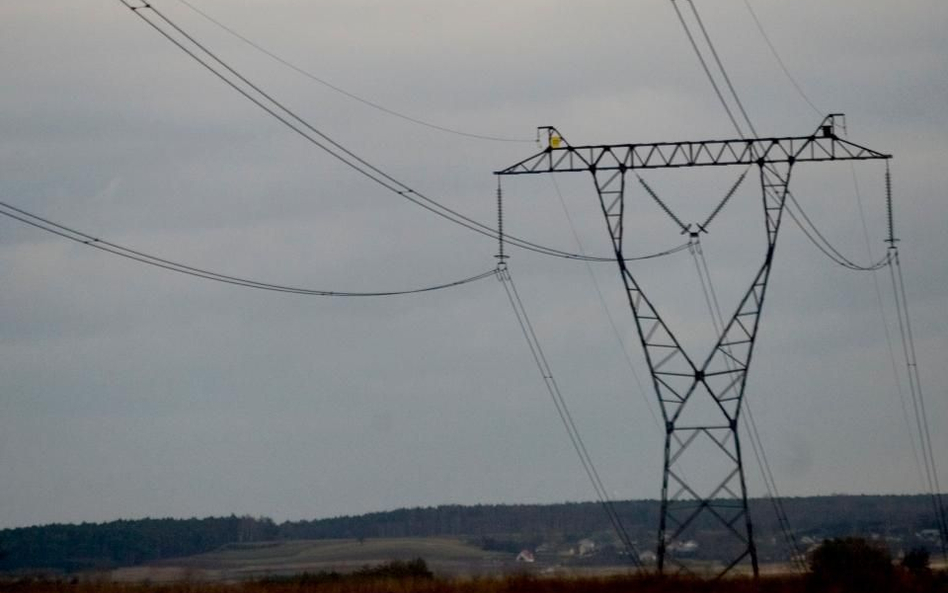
[740,0,822,117]
[785,194,892,272]
[172,0,534,144]
[549,176,663,430]
[674,0,943,567]
[689,238,805,570]
[498,180,656,544]
[121,1,668,264]
[0,200,495,297]
[669,1,806,566]
[848,166,925,484]
[497,264,642,568]
[671,0,886,272]
[670,0,744,137]
[684,0,758,137]
[889,250,948,560]
[674,0,941,569]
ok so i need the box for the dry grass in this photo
[3,568,946,593]
[0,574,804,593]
[109,539,511,582]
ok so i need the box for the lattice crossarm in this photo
[494,124,891,176]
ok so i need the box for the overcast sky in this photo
[1,0,946,529]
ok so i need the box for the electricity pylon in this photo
[496,115,890,576]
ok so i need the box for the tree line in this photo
[0,494,941,573]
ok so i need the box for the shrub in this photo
[901,547,931,576]
[354,558,433,580]
[808,537,894,592]
[255,558,433,586]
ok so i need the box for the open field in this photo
[103,537,787,583]
[4,538,947,593]
[109,538,517,583]
[99,537,946,584]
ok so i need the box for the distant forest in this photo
[0,494,942,573]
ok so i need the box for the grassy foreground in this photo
[0,575,791,593]
[3,571,947,593]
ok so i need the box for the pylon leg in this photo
[590,163,792,577]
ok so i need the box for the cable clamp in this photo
[684,224,705,242]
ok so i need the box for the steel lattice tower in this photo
[496,115,890,576]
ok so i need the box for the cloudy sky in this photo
[1,0,946,529]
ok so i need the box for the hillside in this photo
[0,494,943,575]
[110,538,512,582]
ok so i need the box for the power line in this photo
[0,200,496,297]
[121,0,669,265]
[684,0,758,138]
[670,0,744,138]
[829,131,948,563]
[848,166,926,487]
[688,237,805,570]
[497,264,642,568]
[889,250,948,560]
[742,403,806,572]
[875,165,945,547]
[740,0,823,117]
[670,0,886,271]
[548,176,663,430]
[668,1,812,567]
[784,195,893,272]
[549,178,710,497]
[674,0,945,567]
[172,0,534,144]
[493,182,641,563]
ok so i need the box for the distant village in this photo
[508,527,944,569]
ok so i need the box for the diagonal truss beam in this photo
[496,115,890,176]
